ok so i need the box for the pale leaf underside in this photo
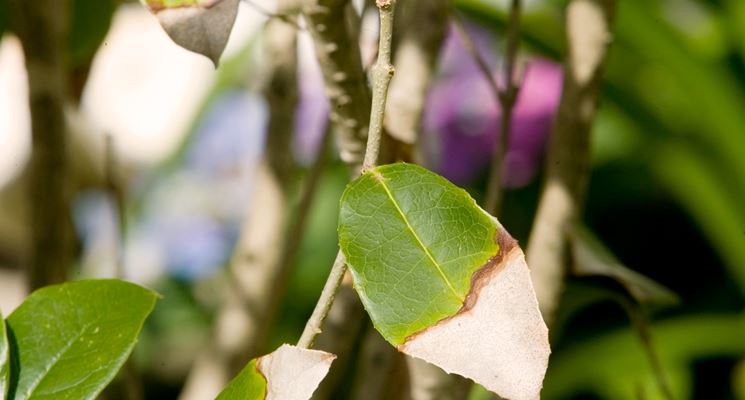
[144,0,239,65]
[218,344,335,400]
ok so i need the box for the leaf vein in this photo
[374,174,464,302]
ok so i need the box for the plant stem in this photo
[484,0,521,216]
[384,0,448,149]
[619,298,676,400]
[297,250,348,348]
[303,0,372,175]
[298,0,397,349]
[526,0,615,324]
[10,0,72,290]
[362,0,396,170]
[105,135,127,279]
[454,1,523,217]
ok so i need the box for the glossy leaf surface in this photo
[216,359,266,400]
[339,163,550,400]
[6,280,157,400]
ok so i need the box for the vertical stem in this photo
[105,135,126,279]
[619,298,676,400]
[10,0,72,290]
[484,0,521,217]
[526,0,615,323]
[303,0,372,175]
[298,0,397,349]
[362,0,396,171]
[105,137,143,400]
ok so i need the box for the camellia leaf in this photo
[217,344,335,400]
[1,311,9,400]
[141,0,239,66]
[338,163,550,400]
[5,280,158,400]
[569,225,679,307]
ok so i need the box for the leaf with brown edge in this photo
[338,163,550,400]
[218,344,336,400]
[141,0,239,66]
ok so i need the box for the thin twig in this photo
[363,0,396,171]
[298,0,397,349]
[453,3,523,216]
[484,0,522,216]
[451,14,501,106]
[105,135,126,279]
[257,126,332,349]
[104,136,143,400]
[619,297,676,400]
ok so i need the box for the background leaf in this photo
[6,280,158,400]
[67,0,117,68]
[339,163,549,399]
[570,225,679,307]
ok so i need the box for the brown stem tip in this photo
[376,0,393,9]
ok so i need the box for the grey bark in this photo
[526,0,616,324]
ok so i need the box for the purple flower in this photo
[422,24,563,187]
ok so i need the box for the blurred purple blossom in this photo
[75,91,269,282]
[293,36,331,166]
[422,24,563,187]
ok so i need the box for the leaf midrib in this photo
[374,172,464,302]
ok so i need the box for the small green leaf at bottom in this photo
[218,344,335,400]
[339,163,550,400]
[6,279,158,400]
[216,359,266,400]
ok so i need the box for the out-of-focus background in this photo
[1,0,744,399]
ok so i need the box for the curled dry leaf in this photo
[217,344,336,400]
[338,163,550,400]
[141,0,239,65]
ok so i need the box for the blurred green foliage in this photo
[3,0,743,398]
[68,0,117,68]
[456,0,745,398]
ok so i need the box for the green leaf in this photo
[339,163,549,400]
[68,0,117,68]
[216,359,266,400]
[1,311,9,400]
[218,344,335,400]
[141,0,239,66]
[6,280,158,400]
[569,225,679,307]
